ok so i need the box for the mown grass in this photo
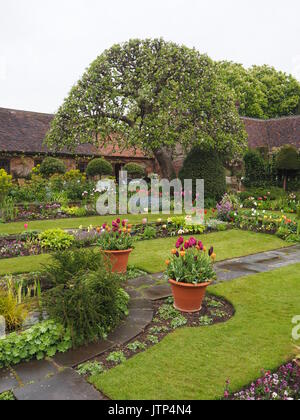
[0,230,289,275]
[129,229,290,273]
[90,263,300,400]
[0,213,171,235]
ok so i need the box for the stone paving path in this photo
[2,245,300,400]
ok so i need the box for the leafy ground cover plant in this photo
[38,229,75,251]
[0,391,15,400]
[106,351,126,365]
[77,361,105,376]
[165,237,216,284]
[0,320,72,368]
[42,249,129,347]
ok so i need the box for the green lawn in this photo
[0,254,52,275]
[0,213,171,235]
[90,263,300,400]
[129,229,290,273]
[0,230,289,276]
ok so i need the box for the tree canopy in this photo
[218,62,300,119]
[46,39,247,178]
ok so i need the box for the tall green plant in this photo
[42,249,129,347]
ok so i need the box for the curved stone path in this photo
[1,244,300,400]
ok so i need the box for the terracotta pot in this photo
[169,279,211,313]
[103,249,133,274]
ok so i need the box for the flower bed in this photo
[225,363,300,400]
[79,294,234,377]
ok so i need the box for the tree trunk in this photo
[153,148,176,180]
[283,174,287,191]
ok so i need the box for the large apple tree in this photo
[46,39,247,178]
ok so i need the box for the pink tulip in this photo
[24,224,28,230]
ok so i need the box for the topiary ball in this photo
[123,163,145,179]
[40,157,66,177]
[86,158,113,178]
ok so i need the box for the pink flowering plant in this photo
[217,194,234,222]
[224,363,300,400]
[97,219,134,251]
[165,237,216,284]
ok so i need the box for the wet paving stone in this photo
[141,284,172,300]
[107,323,147,345]
[0,368,18,393]
[126,276,156,288]
[128,298,153,311]
[53,340,115,368]
[13,359,59,386]
[14,368,103,400]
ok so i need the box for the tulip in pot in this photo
[98,219,134,274]
[165,237,217,313]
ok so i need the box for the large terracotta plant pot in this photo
[169,279,211,313]
[103,249,133,274]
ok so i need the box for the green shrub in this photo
[38,229,74,251]
[243,150,267,188]
[40,157,66,177]
[179,147,226,201]
[276,145,300,190]
[0,320,72,368]
[123,163,145,179]
[42,249,129,347]
[86,158,113,178]
[61,206,87,217]
[0,169,13,203]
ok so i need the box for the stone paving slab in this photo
[53,340,115,368]
[214,246,300,282]
[0,368,19,394]
[128,298,153,310]
[141,283,172,300]
[13,359,59,386]
[13,368,103,401]
[107,323,147,345]
[127,275,156,288]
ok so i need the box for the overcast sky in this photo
[0,0,299,114]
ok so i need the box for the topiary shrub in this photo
[0,169,12,203]
[243,150,267,188]
[276,145,300,191]
[123,163,145,179]
[42,249,129,347]
[86,158,113,178]
[179,147,226,201]
[40,157,66,177]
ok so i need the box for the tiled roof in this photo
[241,115,300,149]
[0,107,151,159]
[1,107,300,157]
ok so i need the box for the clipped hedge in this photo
[123,163,145,179]
[86,158,113,178]
[243,150,267,188]
[179,147,226,201]
[40,157,66,177]
[0,320,72,368]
